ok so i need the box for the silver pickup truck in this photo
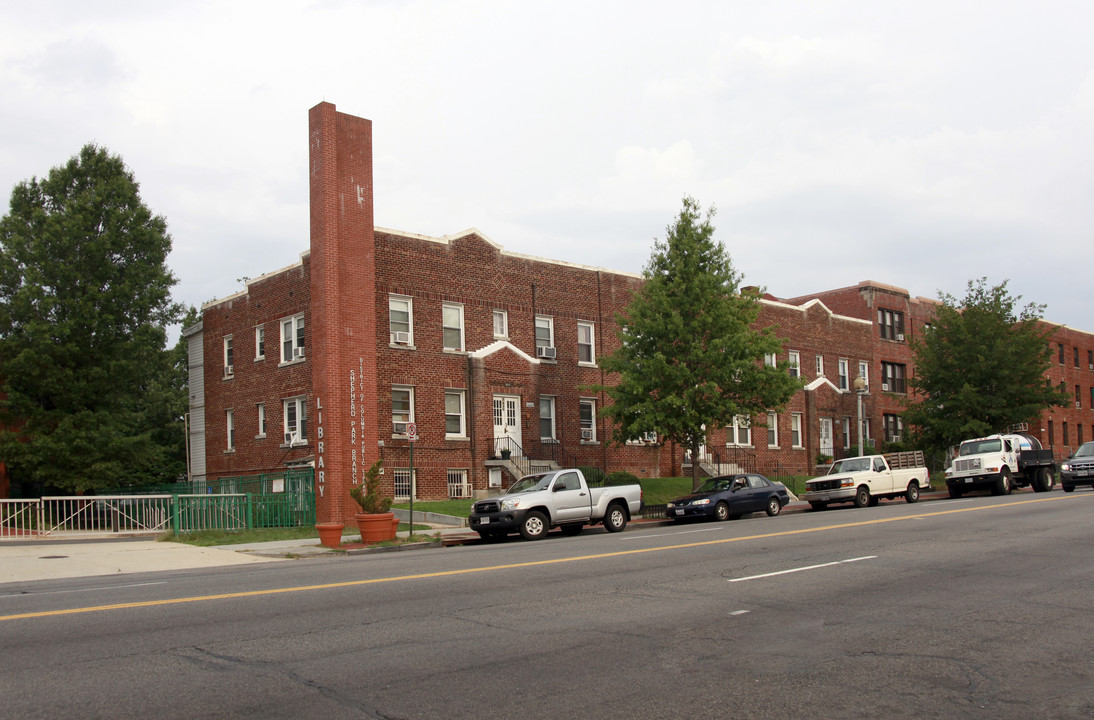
[469,468,643,541]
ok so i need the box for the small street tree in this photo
[596,197,801,490]
[0,144,184,493]
[903,277,1068,454]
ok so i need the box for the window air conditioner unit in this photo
[1089,364,1093,370]
[394,331,411,345]
[537,346,556,359]
[897,333,904,341]
[581,429,594,440]
[284,432,295,445]
[881,383,890,392]
[393,421,408,435]
[293,347,305,360]
[226,364,234,376]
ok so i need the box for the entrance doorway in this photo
[493,394,522,457]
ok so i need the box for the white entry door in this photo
[819,417,834,457]
[493,395,522,457]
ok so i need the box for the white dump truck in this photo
[944,433,1055,497]
[803,451,930,510]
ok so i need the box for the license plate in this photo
[675,509,684,516]
[965,478,973,483]
[1078,471,1090,477]
[480,517,490,524]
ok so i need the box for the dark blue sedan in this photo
[666,474,790,521]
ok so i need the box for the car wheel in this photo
[905,482,920,504]
[714,502,730,522]
[765,496,782,517]
[1040,468,1055,492]
[519,511,548,540]
[992,468,1012,496]
[1063,484,1075,493]
[948,485,963,499]
[560,523,583,536]
[809,501,828,511]
[853,486,871,508]
[603,503,627,532]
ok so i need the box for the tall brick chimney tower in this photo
[308,102,380,524]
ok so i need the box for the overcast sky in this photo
[2,1,1092,335]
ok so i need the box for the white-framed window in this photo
[389,295,413,346]
[767,412,779,448]
[764,353,777,367]
[791,413,803,448]
[442,303,464,351]
[535,316,555,358]
[858,361,870,391]
[493,309,508,339]
[226,409,235,450]
[447,469,471,498]
[728,415,752,447]
[539,396,557,441]
[255,325,265,360]
[393,468,415,501]
[842,417,851,449]
[256,402,266,439]
[445,390,466,438]
[788,351,800,378]
[223,336,234,378]
[816,355,824,378]
[579,398,596,442]
[577,321,595,365]
[838,358,849,391]
[280,314,305,363]
[883,414,904,443]
[392,386,414,436]
[283,397,307,445]
[863,418,872,445]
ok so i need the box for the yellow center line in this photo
[2,493,1086,622]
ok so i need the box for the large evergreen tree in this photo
[0,144,183,493]
[903,278,1068,453]
[596,197,801,490]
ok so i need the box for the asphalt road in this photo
[2,490,1093,719]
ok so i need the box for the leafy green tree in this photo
[0,144,183,493]
[596,197,801,490]
[903,278,1068,453]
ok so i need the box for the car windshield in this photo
[829,458,870,474]
[1073,442,1094,458]
[507,474,552,494]
[960,439,1002,456]
[696,477,736,493]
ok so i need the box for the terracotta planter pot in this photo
[392,517,400,538]
[315,522,345,548]
[355,512,396,543]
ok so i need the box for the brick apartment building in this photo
[183,102,1094,524]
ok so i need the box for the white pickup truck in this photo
[803,451,929,510]
[468,468,643,541]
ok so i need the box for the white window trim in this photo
[838,358,849,391]
[393,468,416,502]
[225,409,235,451]
[282,396,307,446]
[223,336,234,378]
[389,295,415,348]
[577,321,596,366]
[444,389,467,439]
[788,351,800,378]
[842,417,851,449]
[493,309,509,340]
[447,469,471,499]
[392,386,415,437]
[764,353,777,368]
[791,413,804,448]
[442,303,465,352]
[256,402,266,439]
[254,325,265,361]
[727,415,752,448]
[767,412,779,449]
[280,314,305,365]
[858,361,870,391]
[579,398,597,444]
[815,355,824,378]
[539,396,557,442]
[535,315,555,358]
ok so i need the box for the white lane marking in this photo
[728,556,877,583]
[622,526,724,540]
[729,610,751,616]
[0,581,168,599]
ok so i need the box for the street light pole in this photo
[854,375,866,457]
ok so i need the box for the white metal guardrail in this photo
[1,496,172,539]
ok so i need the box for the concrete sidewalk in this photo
[0,492,951,585]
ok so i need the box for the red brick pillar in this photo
[308,102,380,524]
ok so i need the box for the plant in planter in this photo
[349,459,395,543]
